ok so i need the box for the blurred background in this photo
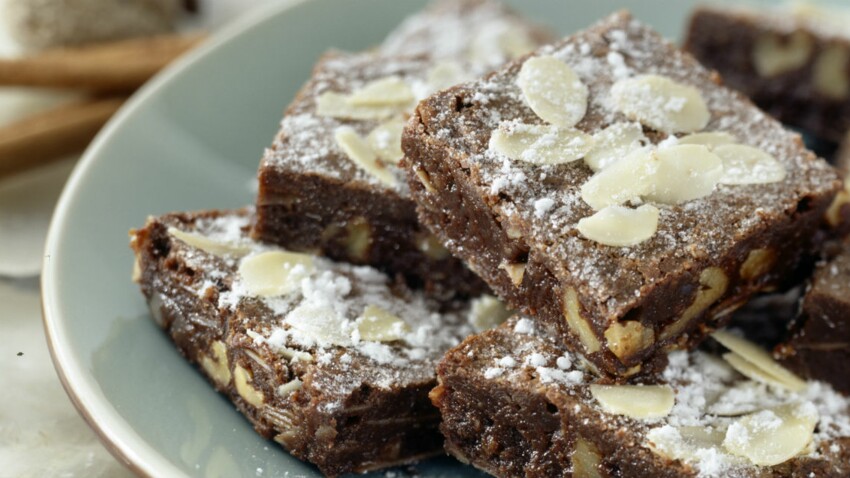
[0,1,272,475]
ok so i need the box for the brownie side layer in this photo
[685,7,850,143]
[256,164,480,302]
[131,211,447,476]
[403,11,841,378]
[253,51,488,301]
[433,319,850,478]
[779,241,850,395]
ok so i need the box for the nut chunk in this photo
[433,317,850,477]
[130,210,489,477]
[403,11,840,377]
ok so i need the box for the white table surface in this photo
[0,1,273,475]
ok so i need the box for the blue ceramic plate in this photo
[41,0,788,476]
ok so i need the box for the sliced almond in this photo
[277,378,302,397]
[580,147,655,210]
[346,76,415,107]
[647,425,726,464]
[516,55,589,128]
[713,144,786,185]
[234,365,265,408]
[357,305,410,342]
[677,131,737,149]
[644,144,723,205]
[199,340,231,387]
[489,121,594,165]
[723,403,818,466]
[712,330,806,392]
[334,126,398,187]
[577,205,659,247]
[678,426,726,448]
[589,384,674,419]
[610,74,710,134]
[562,288,601,353]
[723,352,798,391]
[315,91,402,120]
[168,227,251,258]
[583,122,648,172]
[367,118,405,164]
[469,294,513,332]
[286,303,352,346]
[238,250,316,297]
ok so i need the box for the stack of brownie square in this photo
[131,1,850,477]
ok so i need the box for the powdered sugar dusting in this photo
[715,3,850,42]
[262,1,550,197]
[467,319,850,477]
[417,11,839,325]
[380,0,552,75]
[164,212,477,402]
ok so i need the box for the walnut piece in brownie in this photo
[685,4,850,143]
[130,210,506,477]
[403,11,841,377]
[433,317,850,477]
[779,239,850,395]
[253,0,554,300]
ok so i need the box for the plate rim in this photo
[40,0,311,476]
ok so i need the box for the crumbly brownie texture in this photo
[130,210,497,477]
[404,11,841,377]
[685,4,850,142]
[433,317,850,477]
[253,1,553,300]
[779,240,850,395]
[254,52,480,300]
[380,0,553,76]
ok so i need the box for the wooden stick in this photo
[0,33,205,92]
[0,97,125,178]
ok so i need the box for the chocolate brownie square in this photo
[253,1,553,300]
[433,317,850,477]
[685,4,850,142]
[403,11,841,377]
[130,210,506,476]
[779,239,850,395]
